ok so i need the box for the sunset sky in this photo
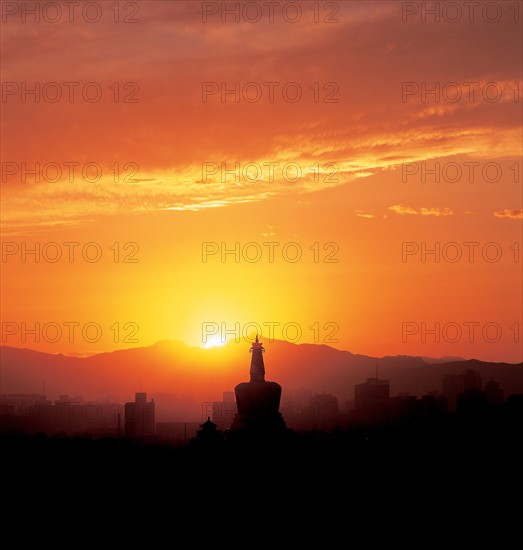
[1,0,521,363]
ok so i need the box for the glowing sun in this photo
[204,335,227,348]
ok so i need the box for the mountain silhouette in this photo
[1,341,521,418]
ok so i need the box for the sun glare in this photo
[204,336,227,349]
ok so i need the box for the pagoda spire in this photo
[249,334,265,382]
[231,332,287,435]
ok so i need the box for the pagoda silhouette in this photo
[230,335,288,436]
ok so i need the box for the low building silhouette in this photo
[156,422,200,444]
[457,389,487,416]
[0,394,119,435]
[297,393,340,430]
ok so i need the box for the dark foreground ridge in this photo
[2,408,522,485]
[2,409,521,532]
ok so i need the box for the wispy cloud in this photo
[420,207,453,217]
[389,204,418,216]
[355,210,375,219]
[389,205,453,216]
[494,209,523,219]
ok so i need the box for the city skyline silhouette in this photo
[1,334,521,441]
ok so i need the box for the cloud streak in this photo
[1,1,521,232]
[494,209,523,219]
[389,205,453,216]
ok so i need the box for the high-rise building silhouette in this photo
[124,392,155,437]
[230,335,287,435]
[212,391,237,429]
[485,378,504,405]
[310,393,340,429]
[442,374,465,413]
[353,376,391,424]
[355,377,390,403]
[463,369,482,391]
[443,369,489,414]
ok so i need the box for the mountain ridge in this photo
[1,342,521,413]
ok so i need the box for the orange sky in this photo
[1,1,522,363]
